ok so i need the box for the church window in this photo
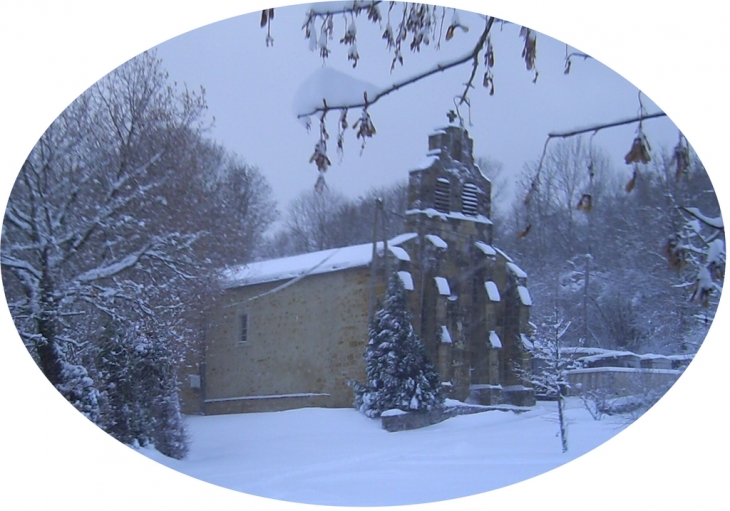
[434,177,450,213]
[462,182,479,216]
[237,313,248,345]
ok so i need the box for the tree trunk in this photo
[557,395,568,453]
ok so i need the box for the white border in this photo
[1,1,727,510]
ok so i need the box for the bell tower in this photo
[405,122,493,246]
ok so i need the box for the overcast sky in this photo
[2,2,728,510]
[154,4,680,210]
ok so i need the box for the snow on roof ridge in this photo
[426,234,448,249]
[224,233,416,288]
[405,208,493,225]
[475,241,496,256]
[507,262,528,279]
[389,246,411,262]
[485,281,500,302]
[397,271,414,291]
[434,276,451,296]
[389,232,418,245]
[493,246,513,262]
[517,286,532,306]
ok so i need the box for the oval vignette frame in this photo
[1,1,727,511]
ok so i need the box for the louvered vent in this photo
[434,177,450,213]
[462,182,479,216]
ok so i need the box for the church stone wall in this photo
[200,267,375,415]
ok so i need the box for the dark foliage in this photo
[351,273,443,417]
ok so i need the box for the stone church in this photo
[180,123,535,415]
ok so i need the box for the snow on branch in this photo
[0,256,42,281]
[294,16,496,118]
[73,244,153,283]
[71,231,194,286]
[3,205,33,234]
[303,1,382,19]
[681,206,724,231]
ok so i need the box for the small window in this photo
[434,177,450,213]
[462,183,479,216]
[238,313,248,345]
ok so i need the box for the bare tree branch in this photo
[297,16,496,118]
[457,16,494,105]
[547,111,667,139]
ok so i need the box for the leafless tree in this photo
[1,50,279,457]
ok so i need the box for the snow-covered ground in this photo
[141,398,630,507]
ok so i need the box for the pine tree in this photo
[95,321,188,459]
[351,273,443,418]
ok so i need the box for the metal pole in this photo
[368,198,381,321]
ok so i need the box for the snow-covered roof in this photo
[475,241,496,256]
[517,286,532,306]
[388,232,419,246]
[475,163,493,183]
[493,247,513,262]
[406,208,493,225]
[484,281,500,302]
[389,246,411,262]
[397,271,414,291]
[488,330,502,349]
[426,234,448,249]
[440,325,452,344]
[434,276,451,296]
[223,233,416,288]
[507,262,528,279]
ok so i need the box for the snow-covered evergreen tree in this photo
[351,272,443,417]
[94,321,188,459]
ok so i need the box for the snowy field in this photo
[141,398,630,507]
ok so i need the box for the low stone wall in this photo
[380,403,526,432]
[565,367,682,397]
[467,384,536,407]
[380,408,456,432]
[203,393,332,415]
